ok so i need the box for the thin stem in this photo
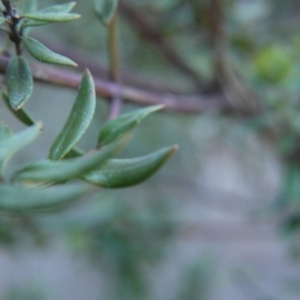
[210,0,226,84]
[119,0,204,89]
[2,0,22,55]
[107,11,122,119]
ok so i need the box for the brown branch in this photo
[0,54,230,114]
[210,0,226,84]
[119,0,205,89]
[32,34,195,95]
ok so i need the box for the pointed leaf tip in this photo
[23,37,77,67]
[49,71,96,160]
[82,144,178,188]
[98,105,165,147]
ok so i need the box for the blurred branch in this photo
[119,0,205,89]
[0,54,230,114]
[210,0,226,85]
[33,34,195,94]
[107,11,122,119]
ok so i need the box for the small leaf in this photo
[23,37,77,67]
[49,70,96,160]
[93,0,118,26]
[39,2,77,14]
[13,139,125,184]
[2,92,35,126]
[23,11,80,23]
[98,105,164,147]
[0,184,87,214]
[20,2,77,29]
[82,145,178,188]
[0,123,41,173]
[17,0,37,15]
[6,56,33,110]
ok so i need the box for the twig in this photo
[210,0,226,85]
[0,54,231,114]
[107,11,122,119]
[119,0,204,89]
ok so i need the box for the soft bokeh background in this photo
[1,0,300,299]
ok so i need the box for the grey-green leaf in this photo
[49,70,96,160]
[23,11,80,23]
[83,145,178,188]
[98,105,164,147]
[13,139,124,184]
[0,184,87,214]
[93,0,118,26]
[7,56,33,110]
[40,2,77,14]
[0,123,13,172]
[0,123,41,173]
[23,37,77,66]
[17,0,37,15]
[2,92,35,126]
[20,2,77,30]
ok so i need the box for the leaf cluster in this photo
[0,0,178,215]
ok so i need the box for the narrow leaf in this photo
[14,138,124,184]
[0,123,41,173]
[49,70,96,160]
[23,12,80,23]
[0,123,13,172]
[0,184,87,214]
[17,0,37,15]
[23,37,77,66]
[2,92,35,126]
[40,2,77,14]
[98,105,164,147]
[83,145,178,188]
[20,2,77,29]
[93,0,118,26]
[6,56,33,110]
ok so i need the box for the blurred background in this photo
[1,0,300,299]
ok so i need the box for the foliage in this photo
[2,0,300,299]
[0,0,177,214]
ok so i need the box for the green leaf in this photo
[6,56,33,110]
[40,2,77,14]
[0,123,41,173]
[20,2,77,29]
[0,184,87,214]
[64,147,85,159]
[0,123,13,172]
[93,0,118,26]
[98,105,164,147]
[13,139,125,184]
[22,11,80,23]
[23,37,77,67]
[82,145,178,188]
[17,0,37,15]
[2,92,35,126]
[49,70,96,160]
